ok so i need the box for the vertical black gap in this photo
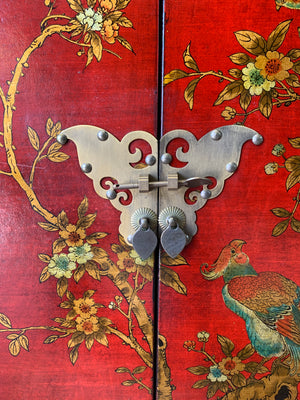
[152,0,165,398]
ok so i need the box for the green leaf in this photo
[48,151,70,163]
[229,52,253,65]
[183,43,199,72]
[207,382,219,399]
[292,60,300,74]
[163,69,189,85]
[44,335,59,344]
[286,74,300,88]
[39,265,51,283]
[115,367,131,373]
[67,0,83,13]
[259,90,273,119]
[85,260,102,281]
[117,16,133,28]
[0,313,12,328]
[184,77,200,110]
[122,380,136,386]
[28,126,40,151]
[217,335,234,356]
[19,335,29,351]
[9,339,20,356]
[237,343,255,360]
[234,30,267,55]
[76,213,97,229]
[239,89,252,111]
[69,344,80,365]
[192,379,210,389]
[52,238,66,254]
[57,276,68,298]
[267,20,292,51]
[231,372,246,388]
[46,118,54,136]
[288,138,300,148]
[133,366,147,374]
[73,265,86,283]
[187,365,210,375]
[159,266,187,295]
[161,252,188,266]
[271,208,291,218]
[87,0,97,6]
[272,219,289,237]
[86,232,108,244]
[286,169,300,190]
[228,68,242,78]
[291,218,300,233]
[90,33,103,62]
[214,80,244,106]
[117,36,134,53]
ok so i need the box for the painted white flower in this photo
[48,254,76,279]
[68,243,94,264]
[197,331,210,342]
[207,365,227,382]
[76,8,103,31]
[242,63,275,96]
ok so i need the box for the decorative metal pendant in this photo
[58,125,263,259]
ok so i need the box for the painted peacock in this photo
[201,240,300,374]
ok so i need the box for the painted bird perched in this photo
[201,240,300,374]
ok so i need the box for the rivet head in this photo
[145,154,156,166]
[97,130,108,141]
[252,133,263,146]
[200,189,212,199]
[81,163,92,173]
[56,133,68,145]
[226,162,238,173]
[106,189,117,200]
[210,129,222,141]
[161,153,172,164]
[127,235,133,244]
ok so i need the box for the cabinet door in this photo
[0,1,158,399]
[1,1,300,400]
[161,1,300,400]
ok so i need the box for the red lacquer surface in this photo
[1,0,300,399]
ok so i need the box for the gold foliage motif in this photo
[164,20,300,124]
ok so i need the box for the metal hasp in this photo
[59,125,263,259]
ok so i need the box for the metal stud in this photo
[145,154,156,166]
[81,163,92,173]
[200,189,212,199]
[226,162,238,173]
[210,129,222,141]
[252,133,263,146]
[56,133,68,145]
[161,153,172,164]
[97,130,109,141]
[106,189,117,200]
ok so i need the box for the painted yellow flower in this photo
[117,251,137,273]
[219,356,245,376]
[101,19,120,44]
[73,298,97,319]
[76,316,100,335]
[255,51,293,81]
[59,224,86,247]
[242,63,275,95]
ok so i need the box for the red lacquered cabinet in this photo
[1,0,300,399]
